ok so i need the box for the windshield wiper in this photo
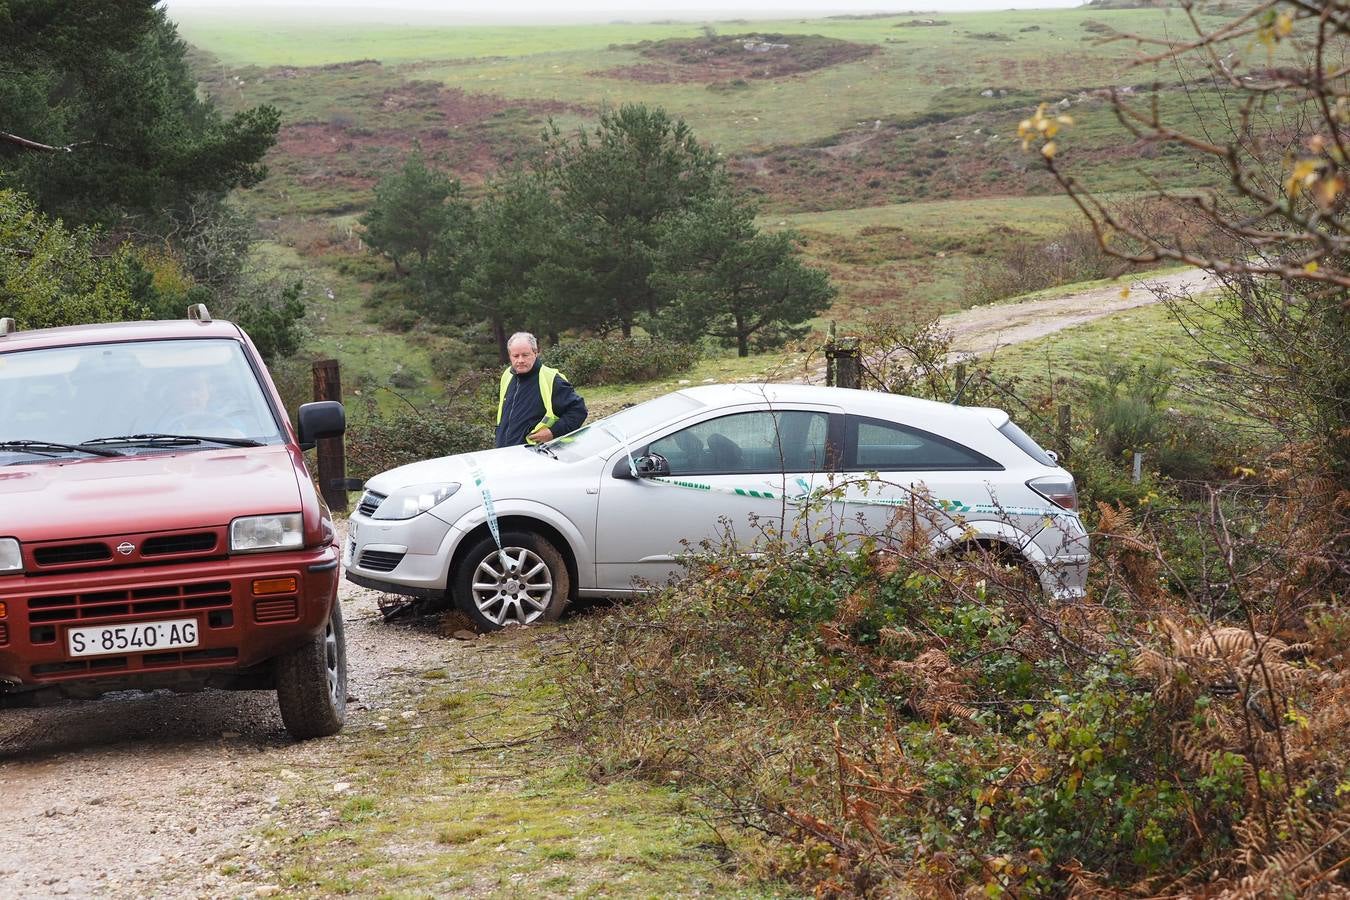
[0,439,121,458]
[82,433,263,448]
[531,443,558,459]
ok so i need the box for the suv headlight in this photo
[372,483,461,520]
[231,514,303,552]
[0,538,21,574]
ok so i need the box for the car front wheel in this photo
[275,599,348,739]
[455,531,570,631]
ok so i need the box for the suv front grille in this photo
[25,581,233,624]
[34,543,113,566]
[28,528,226,574]
[357,490,386,517]
[142,532,217,556]
[359,549,404,573]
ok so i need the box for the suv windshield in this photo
[0,338,284,454]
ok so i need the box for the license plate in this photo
[67,618,199,658]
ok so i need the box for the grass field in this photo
[180,8,1236,153]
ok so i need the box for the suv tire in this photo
[276,598,348,739]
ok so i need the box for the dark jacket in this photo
[494,358,587,448]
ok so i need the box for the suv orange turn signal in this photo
[252,577,298,596]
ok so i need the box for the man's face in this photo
[508,340,537,375]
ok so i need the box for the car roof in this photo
[0,318,246,352]
[674,382,1010,430]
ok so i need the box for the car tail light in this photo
[1028,476,1078,512]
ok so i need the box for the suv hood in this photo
[1,445,302,542]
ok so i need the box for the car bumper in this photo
[342,511,458,596]
[1029,513,1090,599]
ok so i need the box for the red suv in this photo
[0,308,348,739]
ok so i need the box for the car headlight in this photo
[0,538,21,574]
[231,514,304,552]
[373,483,461,520]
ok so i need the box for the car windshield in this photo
[545,391,704,461]
[0,338,284,459]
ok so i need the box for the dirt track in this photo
[941,268,1217,360]
[0,567,450,900]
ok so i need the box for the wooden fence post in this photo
[312,359,349,514]
[1057,403,1072,466]
[826,336,861,390]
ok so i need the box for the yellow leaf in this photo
[1119,286,1131,298]
[1314,175,1345,208]
[1041,141,1057,159]
[1275,11,1294,37]
[1304,260,1320,273]
[1233,466,1256,478]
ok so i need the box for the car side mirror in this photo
[634,453,670,478]
[611,453,671,480]
[297,401,345,451]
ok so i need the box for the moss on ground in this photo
[231,629,780,898]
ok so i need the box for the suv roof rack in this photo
[0,317,16,336]
[187,303,212,323]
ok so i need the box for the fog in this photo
[164,0,1085,25]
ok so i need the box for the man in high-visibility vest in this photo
[495,331,588,448]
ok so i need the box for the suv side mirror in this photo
[297,401,345,451]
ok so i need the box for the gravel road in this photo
[0,561,453,900]
[942,268,1217,360]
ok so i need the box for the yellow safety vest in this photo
[497,364,562,444]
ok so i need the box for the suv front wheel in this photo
[276,599,348,739]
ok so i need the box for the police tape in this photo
[466,456,502,550]
[642,474,1067,519]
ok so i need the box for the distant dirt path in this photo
[942,268,1217,360]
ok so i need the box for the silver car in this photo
[344,383,1088,630]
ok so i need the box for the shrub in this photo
[543,336,700,386]
[344,370,496,480]
[560,492,1350,896]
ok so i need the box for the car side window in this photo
[650,410,829,475]
[845,415,1002,471]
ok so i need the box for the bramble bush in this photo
[543,336,700,386]
[344,370,495,481]
[560,481,1348,896]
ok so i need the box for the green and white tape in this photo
[467,456,502,550]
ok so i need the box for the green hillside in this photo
[173,5,1241,408]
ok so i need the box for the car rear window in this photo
[844,415,1002,471]
[998,421,1058,467]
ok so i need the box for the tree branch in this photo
[0,131,88,153]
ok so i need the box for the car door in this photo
[593,406,839,591]
[838,414,1005,544]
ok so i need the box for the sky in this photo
[163,0,1086,25]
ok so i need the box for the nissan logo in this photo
[116,542,135,556]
